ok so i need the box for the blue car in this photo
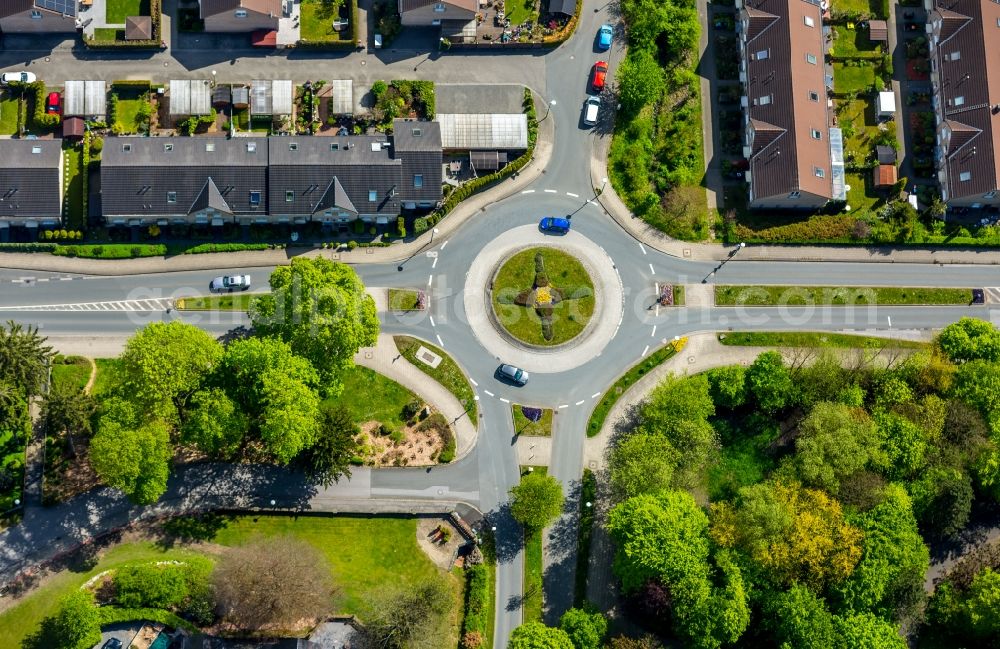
[597,24,613,50]
[539,217,571,234]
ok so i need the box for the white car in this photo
[583,96,601,127]
[1,72,36,85]
[209,274,251,293]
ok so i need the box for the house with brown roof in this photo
[738,0,844,209]
[399,0,475,27]
[928,0,1000,207]
[200,0,279,33]
[0,0,77,33]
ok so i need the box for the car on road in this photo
[45,92,60,115]
[583,96,601,127]
[209,274,252,293]
[591,61,608,92]
[539,217,571,234]
[597,24,613,50]
[497,364,529,386]
[1,71,36,85]
[101,640,123,649]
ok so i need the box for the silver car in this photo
[498,364,529,386]
[209,274,251,293]
[1,72,36,85]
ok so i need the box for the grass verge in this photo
[520,466,546,624]
[329,365,419,428]
[389,288,422,311]
[715,285,975,306]
[511,404,553,437]
[394,335,478,426]
[50,355,92,392]
[587,344,678,437]
[718,331,928,349]
[573,468,596,607]
[174,293,258,311]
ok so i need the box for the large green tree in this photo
[795,402,880,494]
[874,411,928,479]
[832,612,905,649]
[118,321,222,418]
[638,374,717,483]
[608,432,678,500]
[22,590,101,649]
[90,418,172,504]
[747,351,795,413]
[706,365,747,409]
[362,578,453,649]
[616,50,665,116]
[510,472,564,532]
[559,608,607,649]
[508,622,575,649]
[41,382,96,457]
[765,583,839,649]
[181,387,248,458]
[0,321,53,397]
[937,317,1000,364]
[250,257,379,391]
[299,403,360,487]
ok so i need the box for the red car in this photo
[45,92,60,115]
[591,61,608,92]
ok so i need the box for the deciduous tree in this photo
[831,612,905,649]
[765,583,838,649]
[747,351,795,413]
[508,622,575,649]
[181,387,247,458]
[795,402,880,494]
[90,418,171,505]
[639,374,717,483]
[559,608,607,649]
[362,577,453,649]
[706,365,747,409]
[22,590,101,649]
[510,472,564,532]
[937,317,1000,364]
[616,50,664,116]
[608,433,678,500]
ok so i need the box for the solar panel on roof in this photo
[35,0,76,16]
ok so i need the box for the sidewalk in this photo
[354,334,478,460]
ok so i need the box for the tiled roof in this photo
[930,0,1000,201]
[742,0,832,203]
[400,0,475,12]
[875,163,897,187]
[200,0,279,18]
[0,140,62,222]
[125,15,152,40]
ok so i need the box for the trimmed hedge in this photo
[462,564,490,640]
[96,606,198,633]
[85,0,162,48]
[0,243,58,252]
[182,243,274,254]
[52,244,167,259]
[29,82,59,129]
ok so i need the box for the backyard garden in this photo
[300,0,355,44]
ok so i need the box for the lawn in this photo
[845,171,883,215]
[511,404,553,437]
[92,28,123,42]
[51,355,92,392]
[0,515,459,647]
[491,247,595,346]
[175,293,258,311]
[113,89,151,133]
[389,288,422,311]
[394,335,478,425]
[830,0,884,16]
[832,24,882,58]
[714,285,974,306]
[105,0,148,24]
[328,365,419,427]
[62,144,84,230]
[520,467,547,624]
[587,343,678,437]
[0,96,20,135]
[834,63,876,93]
[91,358,123,396]
[837,99,884,158]
[718,331,928,349]
[300,0,349,42]
[505,0,538,25]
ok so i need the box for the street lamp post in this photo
[430,227,440,244]
[539,99,557,123]
[211,70,217,88]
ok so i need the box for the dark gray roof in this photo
[548,0,576,15]
[101,137,268,218]
[393,119,442,152]
[436,84,524,114]
[190,177,233,215]
[394,119,443,203]
[876,145,896,164]
[268,164,401,216]
[0,140,62,222]
[268,136,397,166]
[314,177,357,215]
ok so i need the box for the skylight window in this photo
[804,15,815,27]
[960,171,972,181]
[247,142,256,153]
[806,53,818,65]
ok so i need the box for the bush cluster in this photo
[52,244,168,259]
[733,215,859,243]
[182,243,274,254]
[461,564,490,647]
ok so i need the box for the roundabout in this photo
[463,224,625,374]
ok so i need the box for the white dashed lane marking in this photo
[575,400,585,406]
[436,334,444,346]
[591,392,601,399]
[0,298,174,312]
[500,398,510,404]
[429,316,436,327]
[566,192,579,198]
[642,345,650,357]
[484,390,495,397]
[544,189,558,194]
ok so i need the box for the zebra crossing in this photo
[0,298,175,312]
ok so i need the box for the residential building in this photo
[399,0,475,27]
[0,0,76,33]
[928,0,1000,207]
[737,0,844,208]
[0,139,63,239]
[199,0,279,33]
[435,84,529,151]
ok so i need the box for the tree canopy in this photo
[510,472,565,532]
[508,622,575,649]
[746,351,795,412]
[608,433,678,501]
[90,418,172,505]
[22,591,101,649]
[559,608,608,649]
[937,317,1000,364]
[795,402,880,494]
[0,321,53,398]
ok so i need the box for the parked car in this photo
[539,217,571,234]
[597,24,613,50]
[583,96,601,127]
[209,274,252,292]
[591,61,608,92]
[1,71,36,85]
[45,92,60,115]
[101,640,123,649]
[497,364,529,386]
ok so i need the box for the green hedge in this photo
[85,0,162,48]
[0,243,57,252]
[96,607,198,633]
[28,82,59,130]
[52,244,167,259]
[462,564,490,639]
[182,243,274,254]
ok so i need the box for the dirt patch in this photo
[416,517,464,570]
[356,413,454,467]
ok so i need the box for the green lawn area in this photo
[831,0,884,16]
[91,358,123,396]
[520,467,546,624]
[718,331,928,349]
[105,0,148,24]
[394,335,478,426]
[845,171,883,216]
[175,293,258,311]
[389,288,422,311]
[328,365,419,427]
[832,24,882,58]
[511,404,552,437]
[837,99,883,158]
[0,96,20,135]
[92,28,124,41]
[491,247,595,346]
[0,515,459,647]
[113,91,150,133]
[714,285,974,306]
[51,355,92,392]
[505,0,538,24]
[587,343,678,437]
[300,0,349,41]
[62,144,84,230]
[834,63,876,93]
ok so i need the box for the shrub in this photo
[438,427,456,463]
[414,217,429,234]
[90,136,104,153]
[402,400,423,420]
[397,216,406,238]
[0,243,58,252]
[379,423,396,438]
[113,563,192,609]
[462,564,490,640]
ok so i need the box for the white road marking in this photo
[59,276,73,281]
[566,192,579,198]
[575,400,585,406]
[642,345,650,357]
[500,398,510,404]
[470,378,478,386]
[649,263,655,274]
[559,404,569,409]
[639,243,647,255]
[591,392,601,399]
[436,334,444,346]
[440,240,449,250]
[429,316,436,327]
[427,274,433,286]
[485,390,495,397]
[36,278,48,282]
[522,189,535,194]
[544,189,558,193]
[651,325,657,337]
[432,257,438,269]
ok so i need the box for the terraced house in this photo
[0,0,77,33]
[928,0,1000,207]
[0,140,63,241]
[99,120,442,227]
[737,0,846,209]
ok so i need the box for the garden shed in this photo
[232,86,250,109]
[212,85,231,109]
[63,80,106,119]
[549,0,576,16]
[876,91,896,119]
[876,145,896,164]
[868,19,888,42]
[328,79,354,115]
[169,79,212,116]
[61,116,84,140]
[124,15,152,40]
[874,163,898,188]
[470,150,508,172]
